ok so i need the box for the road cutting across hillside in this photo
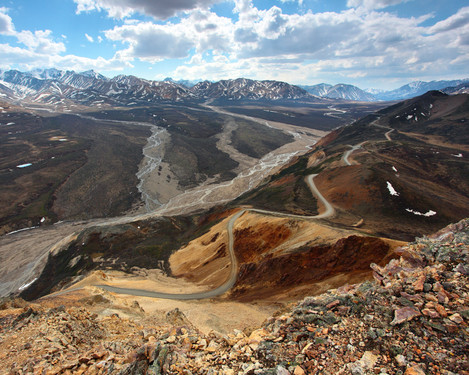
[96,173,335,299]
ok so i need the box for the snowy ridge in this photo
[1,69,467,107]
[0,69,317,107]
[301,83,375,101]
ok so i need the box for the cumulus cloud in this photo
[15,30,66,54]
[0,7,14,34]
[74,0,219,20]
[347,0,411,10]
[149,2,466,87]
[85,33,94,42]
[105,22,194,61]
[105,9,234,61]
[2,0,468,88]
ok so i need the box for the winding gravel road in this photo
[342,142,367,166]
[96,174,334,300]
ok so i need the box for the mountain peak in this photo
[80,69,107,80]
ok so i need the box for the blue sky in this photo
[0,0,468,89]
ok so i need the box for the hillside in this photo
[1,218,467,374]
[235,91,469,240]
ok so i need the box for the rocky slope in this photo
[1,218,467,374]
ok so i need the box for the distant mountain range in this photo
[0,69,317,108]
[300,79,469,101]
[0,69,467,107]
[300,83,376,101]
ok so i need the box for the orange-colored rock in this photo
[294,365,306,375]
[413,275,426,292]
[404,365,426,375]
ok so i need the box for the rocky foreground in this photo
[1,219,468,375]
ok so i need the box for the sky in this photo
[0,0,468,90]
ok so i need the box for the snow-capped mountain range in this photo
[300,79,469,102]
[0,69,467,108]
[372,79,469,101]
[0,69,317,108]
[300,83,376,101]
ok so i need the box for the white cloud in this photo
[0,7,14,34]
[105,9,235,61]
[105,22,195,61]
[279,0,303,5]
[15,30,66,54]
[2,0,468,88]
[74,0,219,20]
[85,33,94,42]
[144,2,465,88]
[0,43,131,72]
[429,6,469,34]
[346,0,411,10]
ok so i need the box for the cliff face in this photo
[1,219,467,375]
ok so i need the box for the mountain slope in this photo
[234,91,469,240]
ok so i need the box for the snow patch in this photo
[6,226,38,235]
[40,217,46,223]
[17,163,32,168]
[452,153,463,158]
[392,166,398,172]
[18,278,38,291]
[405,208,437,217]
[386,181,399,196]
[406,115,413,120]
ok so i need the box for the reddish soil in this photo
[231,234,393,302]
[233,222,294,263]
[315,165,380,211]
